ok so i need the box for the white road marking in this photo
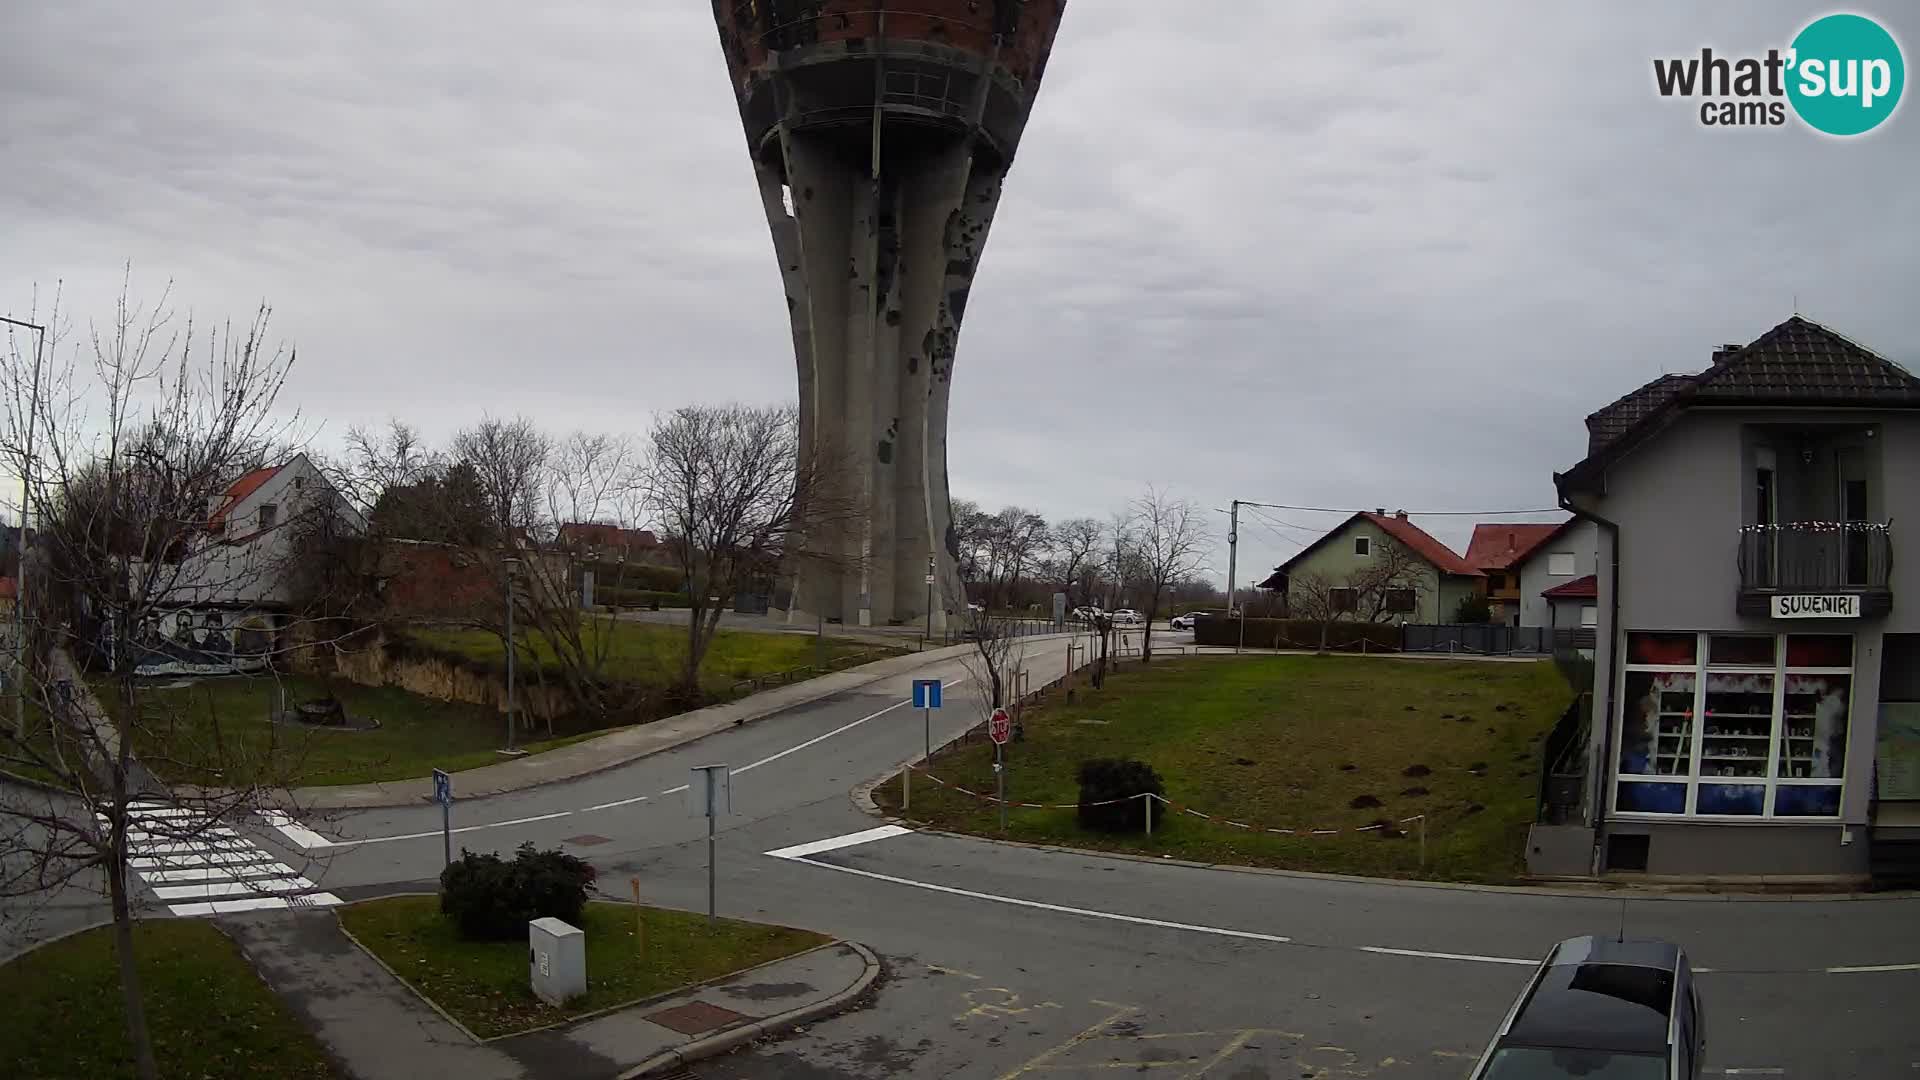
[1358,946,1537,967]
[1826,962,1920,974]
[152,876,315,901]
[261,811,333,849]
[132,849,279,870]
[769,846,1293,944]
[300,676,978,847]
[765,825,912,860]
[167,892,343,917]
[1717,1069,1786,1076]
[583,795,650,812]
[143,862,297,884]
[126,839,257,856]
[731,677,969,778]
[322,809,578,849]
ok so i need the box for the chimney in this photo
[1374,507,1386,515]
[1395,510,1409,521]
[1507,530,1516,551]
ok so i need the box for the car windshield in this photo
[1481,1046,1667,1079]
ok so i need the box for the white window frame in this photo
[1610,630,1851,822]
[1580,605,1597,627]
[1353,536,1371,558]
[1548,551,1576,577]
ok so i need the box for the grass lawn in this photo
[0,920,335,1080]
[410,619,896,698]
[877,655,1574,883]
[339,896,831,1038]
[117,675,605,788]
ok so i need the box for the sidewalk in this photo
[294,632,1082,810]
[222,908,877,1080]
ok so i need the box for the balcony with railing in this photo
[1736,521,1893,616]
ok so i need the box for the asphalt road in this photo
[11,630,1918,1077]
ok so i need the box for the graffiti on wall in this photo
[131,608,279,677]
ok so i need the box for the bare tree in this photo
[1347,537,1430,624]
[1128,488,1210,663]
[1286,569,1350,653]
[1050,517,1103,612]
[453,415,552,544]
[642,404,851,701]
[0,276,321,1080]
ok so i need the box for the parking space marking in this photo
[998,1001,1142,1080]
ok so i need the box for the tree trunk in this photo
[104,750,160,1080]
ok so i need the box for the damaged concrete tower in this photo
[712,1,1068,629]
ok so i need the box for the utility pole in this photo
[502,555,521,754]
[1224,500,1241,655]
[3,317,45,739]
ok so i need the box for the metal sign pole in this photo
[707,804,717,924]
[432,768,453,867]
[996,740,1007,831]
[923,705,931,763]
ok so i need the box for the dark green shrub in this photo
[439,842,597,940]
[1076,758,1165,833]
[1453,593,1493,624]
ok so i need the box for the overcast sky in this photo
[4,2,1916,584]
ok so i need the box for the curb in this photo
[289,634,1079,811]
[848,751,1913,905]
[0,915,116,968]
[614,941,882,1080]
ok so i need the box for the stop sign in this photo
[988,708,1012,745]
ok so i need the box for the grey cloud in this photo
[4,1,1916,582]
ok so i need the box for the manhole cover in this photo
[646,1000,752,1035]
[563,834,611,846]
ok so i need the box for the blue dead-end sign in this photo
[432,768,453,806]
[912,679,942,709]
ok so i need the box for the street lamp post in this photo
[502,555,522,755]
[3,317,45,739]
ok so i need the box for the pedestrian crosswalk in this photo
[103,802,341,917]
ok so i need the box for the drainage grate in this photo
[646,1000,752,1035]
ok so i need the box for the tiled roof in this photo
[1541,574,1598,600]
[1358,513,1482,576]
[1585,374,1691,455]
[1692,316,1920,403]
[208,465,283,529]
[1563,316,1920,489]
[1464,523,1566,572]
[1271,511,1482,581]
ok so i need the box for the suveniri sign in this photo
[1772,594,1861,618]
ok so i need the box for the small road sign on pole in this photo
[988,707,1011,745]
[990,707,1012,830]
[911,678,942,710]
[689,765,731,922]
[431,768,454,866]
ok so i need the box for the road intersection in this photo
[17,634,1919,1077]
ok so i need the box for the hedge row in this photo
[586,561,685,593]
[1191,616,1401,652]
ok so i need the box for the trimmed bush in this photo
[1191,617,1400,652]
[439,842,597,940]
[1076,758,1164,833]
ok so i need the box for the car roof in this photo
[1502,938,1680,1056]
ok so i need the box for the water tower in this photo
[712,1,1069,628]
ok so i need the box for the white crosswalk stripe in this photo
[102,804,340,917]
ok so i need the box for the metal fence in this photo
[1402,624,1553,655]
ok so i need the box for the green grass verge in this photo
[0,920,335,1080]
[877,655,1573,883]
[409,620,894,698]
[115,676,605,788]
[339,896,831,1038]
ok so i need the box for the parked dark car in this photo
[1468,936,1703,1079]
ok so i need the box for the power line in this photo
[1236,499,1563,518]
